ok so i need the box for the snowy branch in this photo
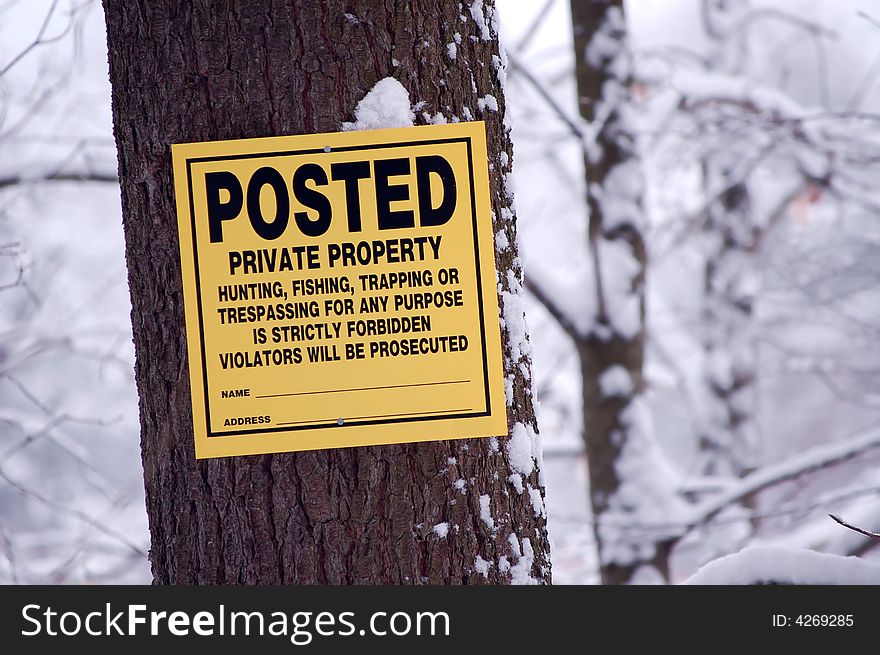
[828,513,880,540]
[682,546,880,585]
[688,425,880,528]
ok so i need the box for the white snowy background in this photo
[1,0,879,584]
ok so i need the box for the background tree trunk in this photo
[700,173,759,480]
[103,0,550,585]
[570,0,675,584]
[698,0,759,481]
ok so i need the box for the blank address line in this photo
[277,408,473,426]
[256,379,471,399]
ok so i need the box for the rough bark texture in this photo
[571,0,674,584]
[103,0,550,584]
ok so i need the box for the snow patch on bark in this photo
[597,238,642,339]
[599,364,635,397]
[528,484,546,518]
[598,398,688,567]
[598,159,644,232]
[585,5,626,70]
[477,94,499,113]
[503,172,515,202]
[479,494,495,530]
[432,522,450,538]
[506,422,535,476]
[422,111,448,125]
[468,0,491,41]
[342,78,414,131]
[508,534,538,585]
[507,473,524,494]
[501,269,530,364]
[492,53,506,87]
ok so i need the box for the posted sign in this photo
[171,122,507,458]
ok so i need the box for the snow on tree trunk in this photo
[570,0,683,584]
[699,172,759,479]
[697,0,759,481]
[103,0,550,584]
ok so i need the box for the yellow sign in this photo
[171,122,507,459]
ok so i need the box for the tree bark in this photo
[570,0,675,584]
[103,0,549,584]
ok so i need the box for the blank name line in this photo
[276,408,473,426]
[256,379,470,399]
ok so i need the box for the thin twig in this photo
[0,171,118,190]
[514,0,556,55]
[734,7,838,40]
[828,513,880,540]
[524,276,583,343]
[0,461,146,557]
[0,0,61,78]
[506,51,591,144]
[857,11,880,31]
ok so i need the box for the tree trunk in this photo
[570,0,676,584]
[700,175,759,479]
[698,0,758,481]
[103,0,550,585]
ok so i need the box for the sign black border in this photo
[183,135,493,439]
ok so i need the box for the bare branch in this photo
[846,47,880,112]
[754,178,812,243]
[514,0,556,55]
[506,51,591,146]
[524,275,583,343]
[636,45,710,70]
[699,0,722,41]
[857,11,880,31]
[0,171,117,190]
[0,0,61,78]
[734,8,838,41]
[0,460,146,557]
[0,0,24,13]
[652,143,779,261]
[688,424,880,528]
[828,513,880,540]
[809,30,832,111]
[542,445,584,459]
